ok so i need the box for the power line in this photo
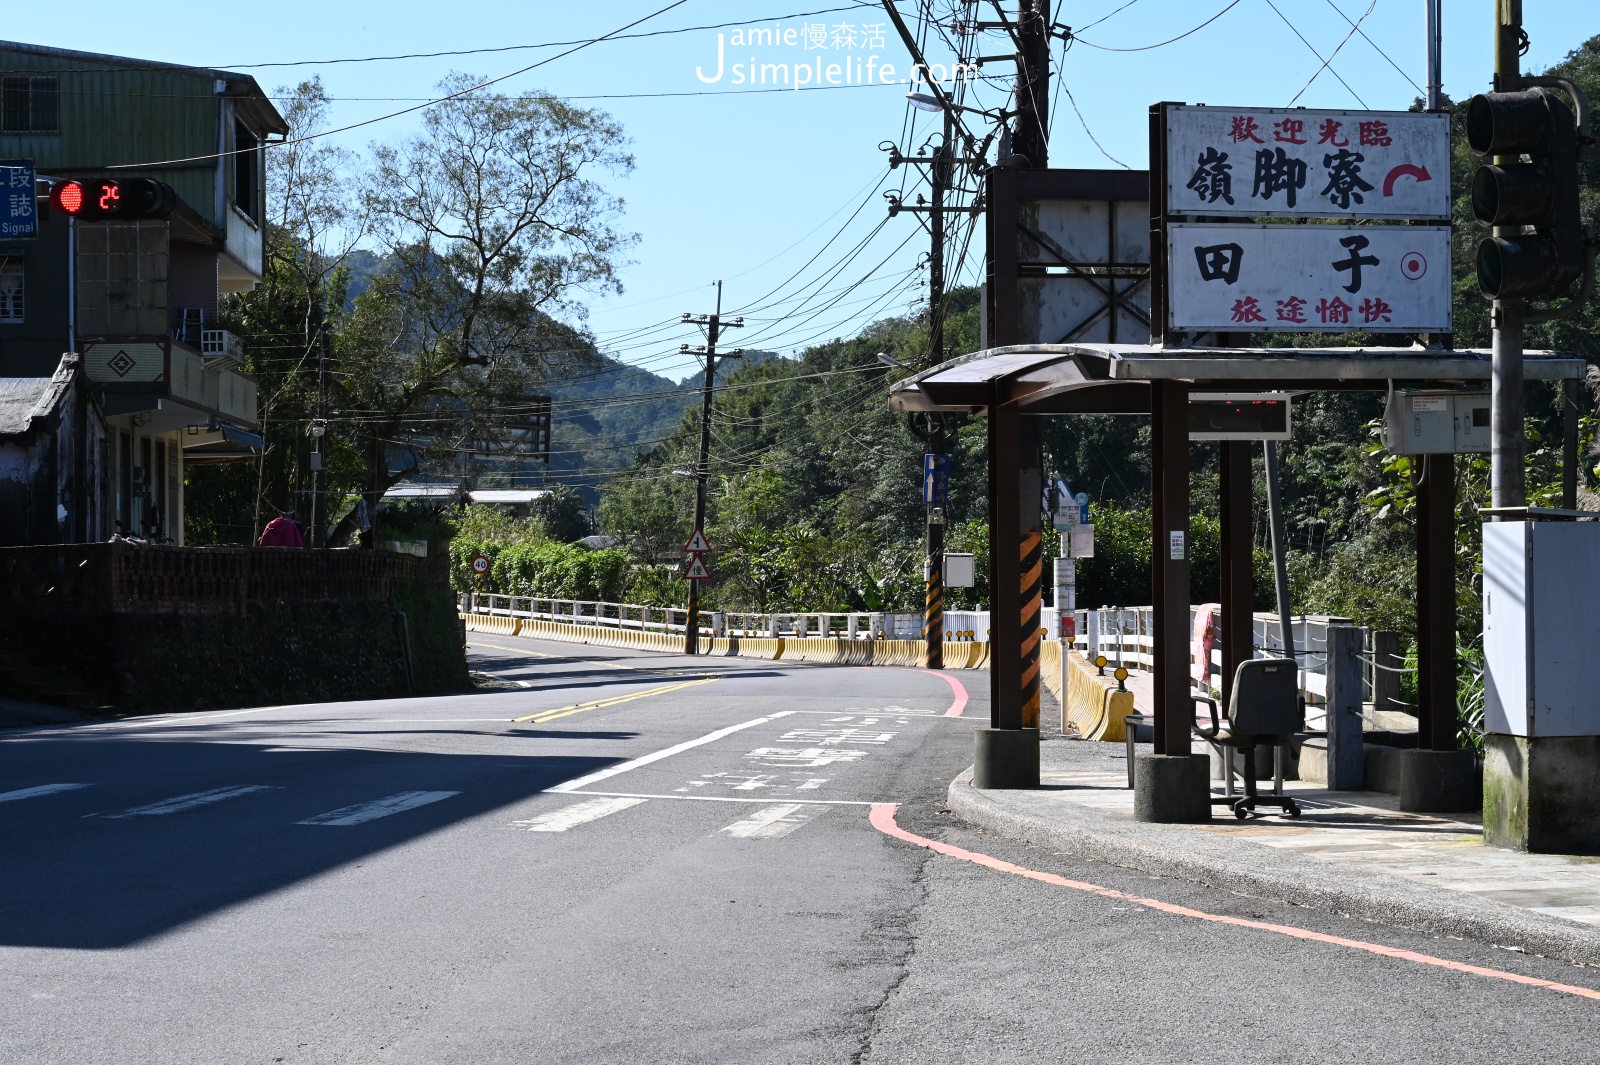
[108,0,694,171]
[1288,0,1381,107]
[1260,0,1369,108]
[1070,0,1243,52]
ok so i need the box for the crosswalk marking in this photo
[103,785,277,819]
[297,790,460,826]
[720,803,822,840]
[512,796,647,832]
[0,783,90,804]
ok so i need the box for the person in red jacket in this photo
[258,513,305,548]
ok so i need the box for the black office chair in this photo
[1193,658,1304,820]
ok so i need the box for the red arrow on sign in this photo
[1382,163,1432,197]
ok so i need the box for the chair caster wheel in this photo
[1234,806,1249,820]
[1285,802,1301,819]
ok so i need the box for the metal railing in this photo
[465,594,950,640]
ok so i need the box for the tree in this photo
[330,77,635,543]
[193,78,368,544]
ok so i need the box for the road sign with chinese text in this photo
[1164,106,1449,221]
[683,555,713,580]
[1,161,37,239]
[1167,223,1451,333]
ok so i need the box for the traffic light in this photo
[1467,87,1586,301]
[47,178,177,220]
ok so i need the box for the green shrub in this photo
[491,542,631,601]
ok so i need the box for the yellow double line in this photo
[513,677,720,724]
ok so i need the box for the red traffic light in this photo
[49,179,87,215]
[47,178,177,220]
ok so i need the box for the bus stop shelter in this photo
[888,343,1586,818]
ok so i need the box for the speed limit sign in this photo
[470,554,490,576]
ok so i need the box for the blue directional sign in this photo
[922,453,949,505]
[0,161,37,240]
[1075,491,1090,525]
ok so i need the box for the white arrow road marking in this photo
[720,803,821,840]
[0,783,90,804]
[297,790,460,826]
[102,785,277,819]
[512,796,647,832]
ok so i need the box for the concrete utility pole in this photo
[311,325,330,548]
[923,113,955,670]
[680,283,742,655]
[1491,0,1525,514]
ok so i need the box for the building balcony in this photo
[80,336,258,430]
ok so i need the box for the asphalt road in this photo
[3,634,1599,1063]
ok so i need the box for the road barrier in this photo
[462,613,992,670]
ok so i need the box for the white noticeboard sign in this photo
[1167,223,1451,333]
[1164,106,1450,221]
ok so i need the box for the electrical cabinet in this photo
[944,553,976,588]
[1382,390,1491,454]
[1484,521,1600,736]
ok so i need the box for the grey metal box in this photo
[1383,390,1490,455]
[944,553,976,588]
[1484,521,1600,737]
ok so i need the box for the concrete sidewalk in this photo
[950,737,1600,966]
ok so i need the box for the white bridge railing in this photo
[462,594,988,641]
[463,595,1394,718]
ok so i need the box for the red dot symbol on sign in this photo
[1400,253,1427,281]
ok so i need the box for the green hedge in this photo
[452,540,631,602]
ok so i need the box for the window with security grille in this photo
[0,258,21,323]
[1,76,60,133]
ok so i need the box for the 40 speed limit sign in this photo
[470,554,491,576]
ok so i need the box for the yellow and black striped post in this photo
[1019,527,1043,730]
[923,512,945,669]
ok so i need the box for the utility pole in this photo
[311,325,330,548]
[923,114,954,670]
[1491,0,1525,514]
[1013,0,1051,168]
[680,282,742,655]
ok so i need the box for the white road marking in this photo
[511,796,647,832]
[720,803,822,839]
[545,710,796,794]
[0,783,91,804]
[297,790,460,826]
[747,747,866,768]
[563,790,876,806]
[102,785,277,818]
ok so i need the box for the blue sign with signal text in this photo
[0,161,37,239]
[922,453,949,505]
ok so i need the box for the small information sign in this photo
[1,160,37,240]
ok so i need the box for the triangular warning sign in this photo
[682,555,713,580]
[684,529,712,554]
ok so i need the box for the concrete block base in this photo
[972,728,1040,790]
[1134,753,1211,823]
[1398,748,1479,813]
[1484,734,1600,854]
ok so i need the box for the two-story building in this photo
[0,40,285,544]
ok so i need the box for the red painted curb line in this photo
[868,803,1600,1004]
[916,670,969,717]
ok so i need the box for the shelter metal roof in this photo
[467,489,546,505]
[888,344,1588,414]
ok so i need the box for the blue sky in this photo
[7,1,1596,378]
